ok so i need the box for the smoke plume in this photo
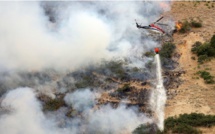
[0,88,66,134]
[64,89,97,112]
[0,1,169,71]
[0,88,152,134]
[0,1,172,133]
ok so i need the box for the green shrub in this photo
[159,42,176,68]
[43,98,65,111]
[75,75,94,88]
[197,70,214,84]
[211,35,215,48]
[106,60,127,79]
[191,37,215,63]
[172,124,200,134]
[207,47,215,57]
[144,51,155,57]
[190,20,202,28]
[179,20,191,33]
[162,113,215,134]
[195,43,211,56]
[133,113,215,134]
[192,41,202,54]
[159,42,176,59]
[198,55,209,63]
[132,124,151,134]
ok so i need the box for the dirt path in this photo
[165,32,214,117]
[164,1,215,121]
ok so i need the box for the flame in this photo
[175,21,182,31]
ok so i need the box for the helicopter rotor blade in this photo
[154,16,164,24]
[156,23,168,26]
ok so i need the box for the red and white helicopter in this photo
[135,16,167,34]
[136,16,170,54]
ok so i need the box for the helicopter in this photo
[135,16,167,34]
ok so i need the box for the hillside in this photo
[96,1,215,121]
[164,1,215,133]
[0,1,215,134]
[165,0,215,117]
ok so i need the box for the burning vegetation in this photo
[175,21,182,31]
[175,18,202,33]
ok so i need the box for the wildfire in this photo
[175,21,182,31]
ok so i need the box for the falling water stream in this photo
[150,54,167,131]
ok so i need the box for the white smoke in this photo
[0,88,152,134]
[64,89,97,112]
[0,87,69,134]
[0,1,172,133]
[0,2,111,71]
[0,1,170,71]
[87,104,152,134]
[64,88,152,134]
